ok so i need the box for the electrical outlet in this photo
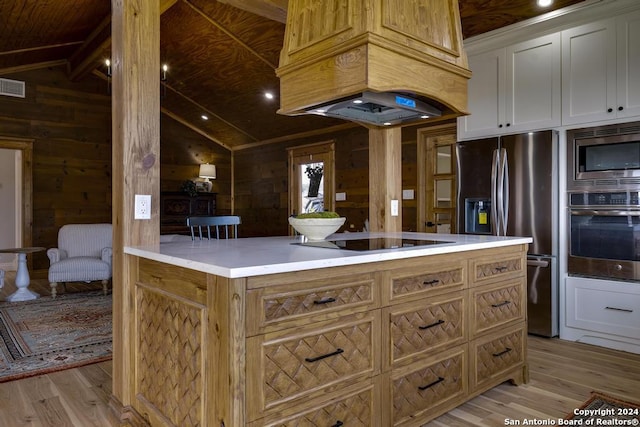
[135,194,151,220]
[391,199,399,217]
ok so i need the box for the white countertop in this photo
[124,232,532,278]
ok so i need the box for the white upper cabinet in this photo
[458,33,561,140]
[562,10,640,125]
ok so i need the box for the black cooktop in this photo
[295,237,453,251]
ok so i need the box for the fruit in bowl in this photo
[288,212,346,241]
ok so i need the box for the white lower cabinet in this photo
[565,277,640,351]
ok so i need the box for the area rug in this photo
[0,291,112,383]
[566,391,640,423]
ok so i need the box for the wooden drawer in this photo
[470,278,525,336]
[390,345,467,427]
[252,380,378,427]
[470,249,525,286]
[385,259,465,304]
[385,291,466,368]
[246,273,377,335]
[566,277,640,340]
[470,323,526,392]
[246,312,380,421]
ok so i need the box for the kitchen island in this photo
[116,232,531,427]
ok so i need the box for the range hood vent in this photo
[306,91,442,126]
[277,0,471,127]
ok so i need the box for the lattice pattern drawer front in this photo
[472,326,525,390]
[136,287,204,427]
[247,275,376,335]
[391,348,466,425]
[247,314,378,418]
[471,279,524,335]
[258,384,374,427]
[389,293,465,365]
[390,263,465,301]
[472,253,524,285]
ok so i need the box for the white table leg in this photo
[6,253,39,302]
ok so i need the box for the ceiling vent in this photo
[0,78,25,98]
[277,0,471,126]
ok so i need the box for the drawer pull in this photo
[494,266,508,272]
[491,300,511,308]
[605,306,633,313]
[493,347,512,357]
[418,376,444,391]
[423,279,440,285]
[331,421,344,427]
[305,348,344,363]
[313,297,336,305]
[419,319,445,330]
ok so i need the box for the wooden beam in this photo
[110,0,161,416]
[217,0,288,23]
[0,41,83,56]
[161,107,233,151]
[0,60,67,76]
[183,0,278,70]
[232,122,359,151]
[369,128,402,233]
[68,0,178,82]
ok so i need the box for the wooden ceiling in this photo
[0,0,586,151]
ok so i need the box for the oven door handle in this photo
[571,209,640,216]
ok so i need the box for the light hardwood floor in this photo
[0,272,638,427]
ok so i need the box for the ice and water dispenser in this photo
[464,198,492,234]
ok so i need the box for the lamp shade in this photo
[199,164,216,179]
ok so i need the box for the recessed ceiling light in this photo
[315,109,327,113]
[201,115,209,120]
[537,0,553,7]
[420,115,430,119]
[383,122,392,126]
[264,92,274,100]
[353,99,364,104]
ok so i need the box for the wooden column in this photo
[369,127,402,233]
[110,0,161,419]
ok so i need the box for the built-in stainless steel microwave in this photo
[567,121,640,191]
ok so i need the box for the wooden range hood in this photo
[276,0,471,127]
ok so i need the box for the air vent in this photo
[620,178,640,185]
[594,128,618,136]
[573,180,594,187]
[573,130,594,139]
[620,125,640,134]
[0,78,25,98]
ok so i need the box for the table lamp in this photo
[199,164,216,192]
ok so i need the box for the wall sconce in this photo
[199,164,216,192]
[104,59,169,97]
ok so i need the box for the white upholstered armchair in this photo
[47,223,112,297]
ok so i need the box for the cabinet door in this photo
[505,33,561,132]
[562,19,617,125]
[616,9,640,119]
[457,48,505,140]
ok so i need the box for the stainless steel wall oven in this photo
[567,122,640,281]
[568,191,640,281]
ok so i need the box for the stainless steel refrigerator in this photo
[456,130,558,337]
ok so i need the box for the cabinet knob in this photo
[618,106,624,111]
[498,124,503,128]
[607,108,613,113]
[506,123,511,127]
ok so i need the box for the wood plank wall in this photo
[0,66,232,270]
[234,126,421,237]
[0,66,430,265]
[0,67,111,270]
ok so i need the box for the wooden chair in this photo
[187,216,241,240]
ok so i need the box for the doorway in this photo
[417,124,457,234]
[0,137,34,270]
[287,141,335,220]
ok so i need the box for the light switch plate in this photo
[336,192,346,201]
[402,189,414,200]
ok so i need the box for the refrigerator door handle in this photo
[495,149,505,235]
[501,148,509,236]
[527,259,550,268]
[491,149,499,236]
